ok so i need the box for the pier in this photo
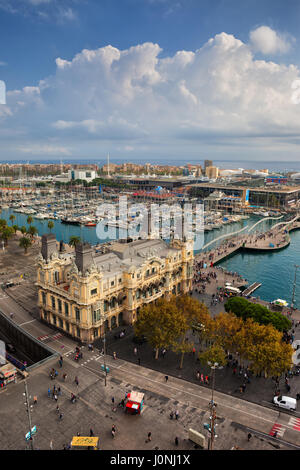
[242,282,262,297]
[195,215,300,267]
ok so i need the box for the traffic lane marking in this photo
[95,360,300,436]
[81,359,300,443]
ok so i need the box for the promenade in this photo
[195,219,300,267]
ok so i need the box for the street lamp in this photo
[207,361,223,451]
[100,313,108,387]
[291,264,299,310]
[23,380,34,450]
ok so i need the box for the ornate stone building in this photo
[36,235,194,343]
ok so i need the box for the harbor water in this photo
[1,208,298,306]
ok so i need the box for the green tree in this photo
[69,236,81,247]
[1,226,14,246]
[225,296,291,331]
[47,220,54,232]
[9,214,16,225]
[0,219,7,230]
[27,215,33,225]
[12,224,19,234]
[27,225,38,239]
[20,225,27,235]
[19,236,32,254]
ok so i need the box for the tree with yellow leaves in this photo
[172,295,212,368]
[134,298,188,360]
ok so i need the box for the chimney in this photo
[41,234,57,261]
[75,242,94,275]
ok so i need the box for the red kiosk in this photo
[125,391,144,415]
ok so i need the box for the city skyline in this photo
[1,1,300,163]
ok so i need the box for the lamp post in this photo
[207,361,222,451]
[100,313,108,387]
[291,264,299,310]
[23,379,34,450]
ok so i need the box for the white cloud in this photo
[2,32,300,161]
[250,26,292,55]
[18,144,71,155]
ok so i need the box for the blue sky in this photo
[1,0,300,164]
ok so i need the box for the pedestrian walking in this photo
[113,351,117,360]
[59,359,63,368]
[133,347,137,356]
[90,428,94,437]
[59,412,63,420]
[75,376,79,386]
[54,394,58,402]
[58,386,61,396]
[56,404,60,413]
[48,387,51,398]
[63,373,67,381]
[174,437,179,446]
[196,371,200,381]
[247,433,252,442]
[50,440,53,450]
[33,395,37,405]
[200,373,204,383]
[170,411,174,420]
[165,375,169,382]
[112,424,116,438]
[146,432,152,443]
[175,410,179,420]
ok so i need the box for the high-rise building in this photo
[205,166,219,179]
[204,160,213,169]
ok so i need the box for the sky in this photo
[1,0,300,165]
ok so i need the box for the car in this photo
[273,395,297,411]
[132,335,147,345]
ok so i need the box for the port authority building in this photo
[36,235,194,343]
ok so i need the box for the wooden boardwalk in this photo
[195,218,300,266]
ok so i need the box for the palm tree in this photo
[20,226,27,235]
[19,236,32,254]
[27,225,38,239]
[27,216,33,225]
[0,219,7,230]
[47,220,54,232]
[1,226,14,246]
[12,224,19,234]
[69,236,81,248]
[9,214,16,225]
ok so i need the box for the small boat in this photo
[85,222,97,227]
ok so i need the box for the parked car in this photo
[273,395,297,411]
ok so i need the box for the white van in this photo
[273,395,297,411]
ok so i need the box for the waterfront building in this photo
[189,183,300,209]
[36,234,194,343]
[205,166,219,179]
[68,169,97,182]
